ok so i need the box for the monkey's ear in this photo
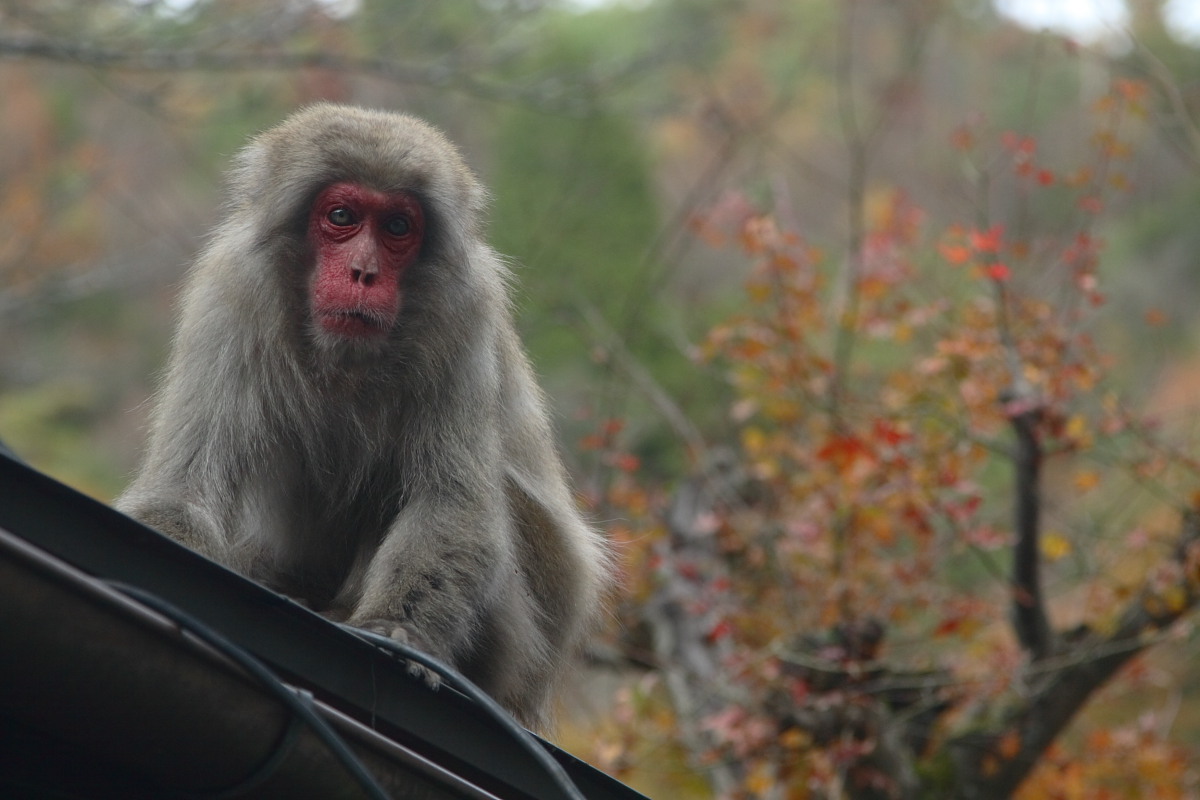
[230,142,263,187]
[226,136,324,238]
[226,139,275,215]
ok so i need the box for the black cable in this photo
[339,624,588,800]
[107,582,392,800]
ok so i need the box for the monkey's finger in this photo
[352,618,443,690]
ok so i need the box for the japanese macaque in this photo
[116,104,611,729]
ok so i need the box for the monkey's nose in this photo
[350,259,380,286]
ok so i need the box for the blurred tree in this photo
[578,1,1200,798]
[490,100,660,366]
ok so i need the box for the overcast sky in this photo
[997,0,1200,43]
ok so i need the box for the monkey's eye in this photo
[384,216,411,237]
[327,207,356,226]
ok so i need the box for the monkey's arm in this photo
[115,482,237,565]
[345,490,521,663]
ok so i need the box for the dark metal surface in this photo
[0,526,501,799]
[0,450,648,800]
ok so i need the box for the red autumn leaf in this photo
[1001,131,1036,155]
[1036,169,1056,186]
[984,262,1011,282]
[707,618,735,643]
[816,434,875,475]
[934,616,962,637]
[1145,308,1168,327]
[1114,77,1148,105]
[950,124,974,151]
[938,242,972,265]
[580,434,606,451]
[997,731,1022,760]
[608,453,641,472]
[966,525,1010,551]
[946,494,982,523]
[969,225,1004,253]
[872,419,910,447]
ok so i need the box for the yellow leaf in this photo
[746,280,772,303]
[1041,532,1072,561]
[1064,415,1093,448]
[1073,470,1100,493]
[1061,761,1085,800]
[780,728,810,750]
[741,426,766,454]
[745,763,775,795]
[1162,585,1188,615]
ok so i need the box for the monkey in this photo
[115,103,612,730]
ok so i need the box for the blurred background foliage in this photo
[4,0,1200,796]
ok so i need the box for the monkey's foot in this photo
[353,619,444,690]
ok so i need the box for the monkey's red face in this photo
[308,182,425,340]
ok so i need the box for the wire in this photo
[106,582,393,800]
[104,578,588,800]
[339,624,588,800]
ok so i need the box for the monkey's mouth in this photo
[316,308,394,339]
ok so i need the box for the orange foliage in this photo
[1017,721,1195,800]
[589,69,1196,800]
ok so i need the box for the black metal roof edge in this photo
[0,449,649,800]
[0,523,502,799]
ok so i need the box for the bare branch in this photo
[0,33,598,112]
[1132,38,1200,166]
[575,300,710,460]
[829,0,867,425]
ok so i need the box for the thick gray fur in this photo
[116,104,612,729]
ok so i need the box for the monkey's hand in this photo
[354,619,444,690]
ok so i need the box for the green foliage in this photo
[490,104,657,359]
[0,381,123,500]
[488,100,719,476]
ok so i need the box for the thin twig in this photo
[0,33,619,114]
